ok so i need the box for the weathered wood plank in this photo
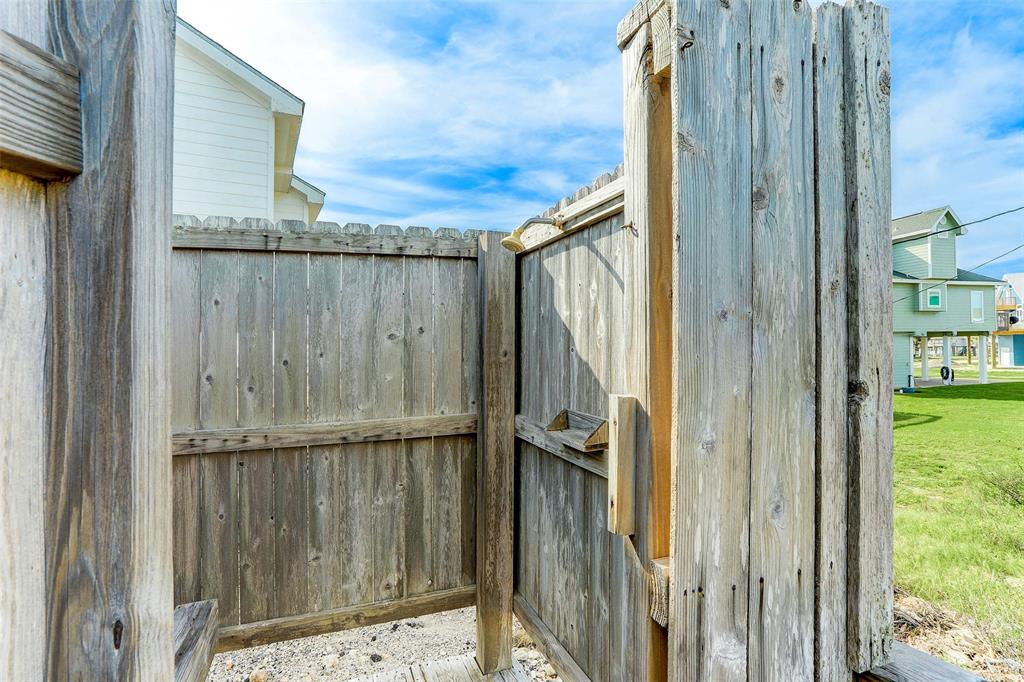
[171,248,202,606]
[174,600,219,682]
[515,414,609,479]
[513,593,590,682]
[518,197,625,255]
[42,1,177,676]
[844,0,894,671]
[372,252,408,602]
[649,558,670,628]
[587,475,611,679]
[237,238,276,624]
[747,2,816,679]
[307,222,343,612]
[616,0,666,49]
[0,168,47,679]
[668,0,753,677]
[858,642,983,682]
[403,249,435,597]
[475,231,516,674]
[173,414,478,455]
[273,250,309,618]
[172,225,478,258]
[813,4,850,679]
[607,395,636,536]
[216,586,477,653]
[0,28,81,178]
[198,249,240,626]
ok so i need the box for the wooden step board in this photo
[174,600,219,682]
[347,653,528,681]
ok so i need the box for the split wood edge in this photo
[215,586,476,653]
[0,29,82,179]
[174,600,219,682]
[172,413,476,456]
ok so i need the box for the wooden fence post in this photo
[43,0,177,678]
[844,0,894,672]
[475,230,516,674]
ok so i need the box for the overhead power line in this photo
[893,239,1024,304]
[897,204,1024,244]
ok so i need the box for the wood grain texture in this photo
[216,586,477,653]
[607,395,636,536]
[173,600,219,682]
[173,225,477,258]
[348,653,530,682]
[43,1,176,678]
[844,0,894,671]
[173,414,478,455]
[0,28,81,178]
[668,0,753,678]
[0,169,47,680]
[813,4,850,679]
[475,232,517,674]
[516,415,609,479]
[859,642,983,682]
[747,1,816,679]
[513,594,590,682]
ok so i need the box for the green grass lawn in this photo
[914,356,1024,381]
[894,382,1024,655]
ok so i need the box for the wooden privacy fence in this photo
[169,217,509,652]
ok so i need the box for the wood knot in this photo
[773,75,785,97]
[793,0,802,12]
[848,379,870,404]
[719,0,730,7]
[677,130,699,155]
[879,70,891,97]
[112,619,123,650]
[699,435,715,456]
[752,186,769,210]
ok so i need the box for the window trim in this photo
[971,290,985,323]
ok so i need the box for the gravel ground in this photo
[206,608,559,682]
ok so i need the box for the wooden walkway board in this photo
[347,654,529,682]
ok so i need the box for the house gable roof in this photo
[892,205,964,243]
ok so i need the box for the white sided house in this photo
[174,19,324,223]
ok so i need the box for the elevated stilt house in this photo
[0,0,981,680]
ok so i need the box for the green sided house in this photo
[892,206,1000,388]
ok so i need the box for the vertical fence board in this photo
[171,249,202,606]
[475,231,516,674]
[813,4,850,679]
[372,252,406,601]
[748,2,816,679]
[461,258,480,586]
[338,246,375,606]
[844,1,894,671]
[669,0,753,678]
[273,250,309,617]
[404,250,435,596]
[238,240,276,623]
[307,223,343,612]
[199,250,240,626]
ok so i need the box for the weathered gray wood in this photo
[607,395,636,536]
[859,642,983,682]
[173,600,219,682]
[668,0,753,678]
[173,225,477,258]
[171,247,202,606]
[813,4,850,679]
[475,231,516,674]
[587,474,611,678]
[42,1,177,676]
[237,230,276,624]
[274,249,309,618]
[173,414,478,455]
[348,653,530,682]
[546,409,609,452]
[216,586,477,653]
[747,2,816,679]
[648,558,670,628]
[516,414,609,479]
[0,168,47,680]
[198,248,240,625]
[844,1,894,671]
[513,593,590,682]
[0,28,81,178]
[373,252,407,602]
[616,0,666,49]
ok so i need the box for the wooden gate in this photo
[169,219,499,651]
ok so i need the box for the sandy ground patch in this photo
[206,608,558,682]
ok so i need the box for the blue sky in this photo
[178,0,1024,278]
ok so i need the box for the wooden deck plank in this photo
[347,654,530,682]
